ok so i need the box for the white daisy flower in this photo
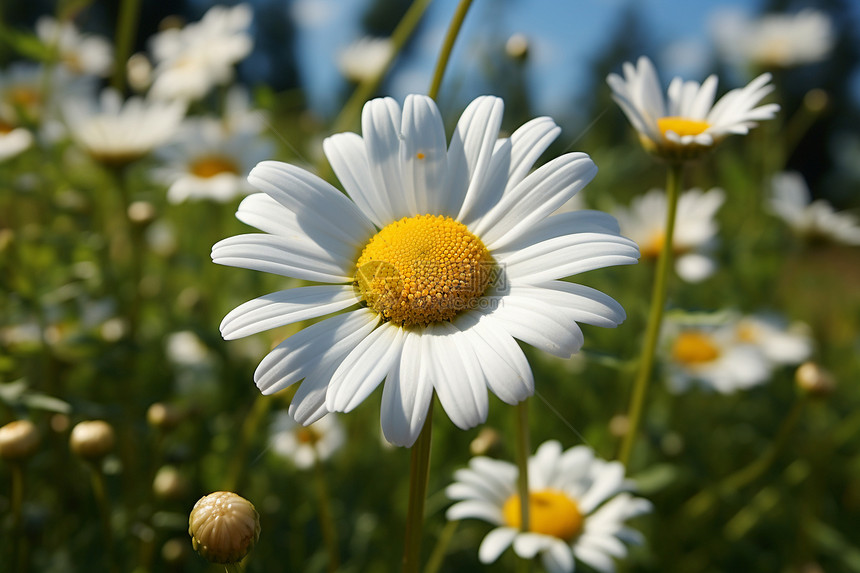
[768,171,860,246]
[148,4,253,102]
[269,411,345,469]
[614,188,725,283]
[213,95,640,446]
[64,88,186,166]
[155,117,273,204]
[607,56,779,160]
[734,314,812,366]
[446,440,652,573]
[662,315,771,394]
[712,9,834,69]
[36,16,113,77]
[338,36,394,83]
[0,123,33,161]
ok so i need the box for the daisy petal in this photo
[400,94,449,215]
[220,285,359,340]
[323,132,393,227]
[362,97,408,219]
[478,527,518,564]
[513,533,553,559]
[428,322,489,430]
[450,96,505,219]
[447,500,505,524]
[481,294,585,358]
[542,540,576,573]
[380,329,434,447]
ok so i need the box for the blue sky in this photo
[286,0,781,118]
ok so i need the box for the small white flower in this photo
[447,440,652,573]
[64,88,186,165]
[712,9,834,69]
[662,315,771,394]
[607,56,779,160]
[149,4,253,102]
[614,188,725,282]
[0,124,33,161]
[734,314,813,366]
[36,16,113,77]
[768,172,860,245]
[269,411,344,469]
[155,117,273,204]
[337,37,394,83]
[166,331,212,367]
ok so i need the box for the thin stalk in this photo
[313,452,340,572]
[11,462,24,572]
[90,463,116,572]
[514,399,531,573]
[331,0,434,135]
[402,406,433,573]
[111,0,142,92]
[424,520,459,573]
[224,394,272,492]
[427,0,475,100]
[618,162,684,468]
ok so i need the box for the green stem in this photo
[426,0,475,100]
[224,394,272,492]
[618,162,684,468]
[683,397,806,518]
[313,452,340,573]
[331,0,434,136]
[90,463,116,572]
[402,405,433,573]
[111,0,142,92]
[515,399,531,573]
[424,520,459,573]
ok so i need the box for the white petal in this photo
[507,116,562,192]
[220,285,359,340]
[323,132,393,227]
[211,233,354,283]
[327,322,405,412]
[362,97,409,219]
[542,540,576,573]
[288,373,329,425]
[572,543,616,573]
[380,329,434,447]
[508,282,626,328]
[579,461,626,514]
[675,253,716,283]
[254,308,379,395]
[480,295,584,358]
[478,528,518,564]
[475,153,599,250]
[513,533,554,559]
[248,160,375,247]
[493,210,622,257]
[446,500,504,524]
[400,95,449,215]
[428,322,489,430]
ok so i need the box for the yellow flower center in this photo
[640,231,665,259]
[657,117,711,138]
[296,427,321,445]
[736,322,760,343]
[354,214,493,327]
[672,331,721,365]
[502,490,584,540]
[190,155,241,178]
[0,120,13,134]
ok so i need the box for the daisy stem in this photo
[618,162,684,468]
[427,0,475,100]
[424,520,459,573]
[313,452,340,572]
[331,0,433,135]
[89,461,117,572]
[514,399,532,573]
[112,0,142,92]
[403,406,433,573]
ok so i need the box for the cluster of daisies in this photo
[0,4,273,204]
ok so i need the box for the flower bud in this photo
[69,420,115,460]
[153,465,188,500]
[505,33,530,62]
[0,420,40,461]
[469,427,501,457]
[189,491,260,564]
[795,361,835,397]
[147,402,182,430]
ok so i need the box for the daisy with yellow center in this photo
[613,187,725,283]
[155,117,272,203]
[663,316,771,394]
[213,95,639,446]
[446,440,652,573]
[269,411,344,470]
[607,56,779,160]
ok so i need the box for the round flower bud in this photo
[189,491,260,564]
[505,33,530,62]
[147,402,182,431]
[0,420,40,461]
[795,361,835,397]
[69,420,116,460]
[469,427,501,457]
[153,465,188,500]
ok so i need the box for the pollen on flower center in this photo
[502,490,584,540]
[354,214,494,327]
[190,155,241,178]
[640,230,666,258]
[672,331,720,365]
[658,117,711,138]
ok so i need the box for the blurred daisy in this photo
[0,123,32,161]
[36,16,113,77]
[338,37,393,83]
[64,88,185,166]
[614,188,724,282]
[607,56,779,160]
[446,440,651,573]
[735,313,812,366]
[768,172,860,246]
[269,411,344,469]
[213,95,639,445]
[712,9,834,69]
[149,4,253,102]
[662,316,770,394]
[155,117,272,203]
